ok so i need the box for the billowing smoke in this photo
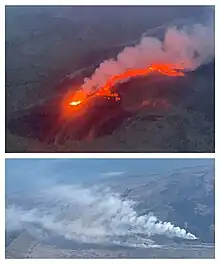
[6,184,197,246]
[82,22,214,94]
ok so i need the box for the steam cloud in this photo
[6,184,197,246]
[82,22,214,94]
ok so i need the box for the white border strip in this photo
[3,1,217,6]
[5,153,215,159]
[3,260,217,264]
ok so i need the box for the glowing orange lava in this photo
[68,64,184,107]
[69,100,82,106]
[67,90,87,106]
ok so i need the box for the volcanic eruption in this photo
[65,20,213,116]
[7,19,214,147]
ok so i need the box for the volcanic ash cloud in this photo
[82,22,214,94]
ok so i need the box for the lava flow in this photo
[66,63,184,111]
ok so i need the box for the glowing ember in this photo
[68,64,184,107]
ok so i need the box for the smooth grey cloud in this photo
[100,171,125,177]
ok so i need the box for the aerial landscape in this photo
[5,158,215,258]
[4,4,216,261]
[5,6,215,153]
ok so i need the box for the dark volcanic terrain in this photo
[5,6,214,152]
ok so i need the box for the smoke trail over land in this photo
[6,184,197,246]
[82,22,214,94]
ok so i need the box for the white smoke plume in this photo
[82,22,214,94]
[6,184,197,246]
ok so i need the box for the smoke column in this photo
[81,22,214,94]
[6,184,197,245]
